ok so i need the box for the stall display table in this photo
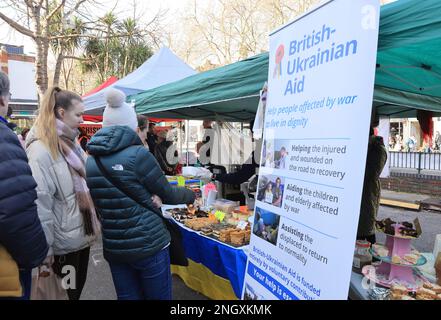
[163,205,248,300]
[349,253,436,300]
[165,205,437,300]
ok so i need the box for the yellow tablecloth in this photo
[172,259,238,300]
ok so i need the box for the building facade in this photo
[0,43,38,124]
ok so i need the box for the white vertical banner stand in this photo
[242,0,380,300]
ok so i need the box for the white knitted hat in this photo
[103,88,137,131]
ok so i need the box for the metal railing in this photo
[389,151,441,173]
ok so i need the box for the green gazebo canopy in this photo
[132,0,441,120]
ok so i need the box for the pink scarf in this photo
[56,119,100,236]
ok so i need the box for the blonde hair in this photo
[33,87,82,159]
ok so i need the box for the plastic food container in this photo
[213,199,239,214]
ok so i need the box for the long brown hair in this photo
[33,87,82,159]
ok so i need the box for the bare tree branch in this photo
[65,0,88,17]
[63,55,91,62]
[0,11,35,38]
[44,0,66,23]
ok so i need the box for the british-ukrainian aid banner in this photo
[242,0,380,300]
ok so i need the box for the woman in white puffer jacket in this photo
[26,87,99,300]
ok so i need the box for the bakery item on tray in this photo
[187,204,196,215]
[200,226,213,236]
[390,284,408,300]
[372,244,389,257]
[219,228,235,243]
[423,282,441,294]
[403,253,420,265]
[416,287,438,300]
[398,226,418,238]
[391,255,402,264]
[391,284,408,295]
[230,230,246,246]
[402,221,413,229]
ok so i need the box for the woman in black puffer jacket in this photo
[86,89,195,300]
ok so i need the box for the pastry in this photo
[187,204,196,215]
[400,295,415,300]
[375,220,384,230]
[372,244,389,257]
[390,284,408,296]
[200,227,213,236]
[432,284,441,294]
[230,230,245,246]
[392,255,402,264]
[384,224,395,236]
[399,227,418,238]
[384,218,396,226]
[219,228,235,243]
[403,253,419,265]
[389,292,403,300]
[416,288,438,300]
[402,221,413,229]
[423,282,441,294]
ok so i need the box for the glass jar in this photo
[353,240,372,273]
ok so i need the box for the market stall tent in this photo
[84,47,196,115]
[82,76,118,97]
[132,53,267,121]
[132,0,441,120]
[82,114,182,123]
[375,0,441,117]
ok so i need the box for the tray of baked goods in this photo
[202,224,251,248]
[166,204,209,223]
[166,204,252,247]
[362,262,428,291]
[375,218,421,239]
[370,244,427,267]
[183,218,251,248]
[388,282,441,300]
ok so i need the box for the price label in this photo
[237,221,248,230]
[177,176,186,187]
[215,210,226,222]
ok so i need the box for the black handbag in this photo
[94,156,189,266]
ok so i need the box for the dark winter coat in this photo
[0,120,48,269]
[86,126,195,263]
[357,135,388,237]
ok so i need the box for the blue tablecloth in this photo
[175,222,248,298]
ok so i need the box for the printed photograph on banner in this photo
[261,139,273,168]
[257,175,285,207]
[253,207,280,246]
[243,283,263,300]
[262,139,289,170]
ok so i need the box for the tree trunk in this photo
[53,53,64,87]
[35,37,49,102]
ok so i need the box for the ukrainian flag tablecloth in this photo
[171,221,248,300]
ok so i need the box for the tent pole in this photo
[186,119,189,166]
[180,121,183,164]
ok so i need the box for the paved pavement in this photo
[381,189,431,204]
[80,240,208,300]
[80,205,441,300]
[376,205,440,253]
